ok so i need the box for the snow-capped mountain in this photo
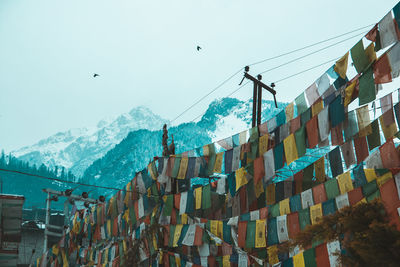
[12,106,169,176]
[82,98,286,194]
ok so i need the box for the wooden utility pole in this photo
[42,188,97,253]
[239,66,277,127]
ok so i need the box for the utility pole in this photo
[42,188,97,253]
[239,66,277,127]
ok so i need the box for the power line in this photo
[248,24,373,66]
[258,31,367,75]
[273,56,340,83]
[169,68,243,124]
[169,24,372,126]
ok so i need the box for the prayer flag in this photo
[379,139,400,169]
[287,212,300,238]
[359,67,376,105]
[310,203,323,225]
[334,52,349,79]
[305,82,320,106]
[279,198,291,216]
[329,147,344,177]
[312,183,327,204]
[335,193,350,210]
[295,93,308,115]
[379,114,397,141]
[341,141,356,169]
[255,219,267,248]
[379,12,398,49]
[388,41,400,78]
[350,39,370,73]
[284,134,298,165]
[314,157,326,183]
[277,215,289,243]
[318,107,329,141]
[337,171,354,194]
[301,188,314,209]
[195,187,202,210]
[293,252,305,267]
[286,102,295,121]
[344,81,357,107]
[235,167,248,192]
[329,95,345,128]
[374,53,392,84]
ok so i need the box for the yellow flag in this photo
[379,116,397,141]
[124,182,131,206]
[284,134,298,165]
[195,187,202,209]
[235,167,248,191]
[314,157,326,183]
[293,252,305,267]
[344,81,357,107]
[123,240,127,252]
[153,234,158,250]
[337,171,353,194]
[266,183,276,205]
[214,152,224,173]
[310,203,323,225]
[123,208,130,224]
[255,219,266,248]
[267,245,279,265]
[254,178,265,198]
[365,42,377,63]
[175,255,181,267]
[223,255,231,267]
[218,221,224,239]
[107,219,111,236]
[177,157,189,179]
[181,213,188,224]
[104,248,109,264]
[377,172,393,187]
[334,52,349,79]
[148,162,157,180]
[52,245,59,256]
[357,198,367,205]
[210,220,218,236]
[259,134,269,155]
[279,198,291,215]
[357,105,372,137]
[311,99,324,116]
[62,249,69,267]
[173,224,183,247]
[285,102,295,121]
[364,169,377,182]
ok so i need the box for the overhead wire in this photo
[257,31,368,75]
[248,24,374,66]
[170,24,372,125]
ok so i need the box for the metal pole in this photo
[257,84,262,126]
[43,192,50,253]
[252,82,257,128]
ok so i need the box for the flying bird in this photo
[196,46,202,51]
[93,73,100,77]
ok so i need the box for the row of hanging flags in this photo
[36,3,400,267]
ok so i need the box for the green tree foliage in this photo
[0,152,76,208]
[287,201,400,267]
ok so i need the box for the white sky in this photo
[1,0,399,152]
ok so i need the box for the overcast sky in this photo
[1,0,399,152]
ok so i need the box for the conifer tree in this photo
[286,201,400,267]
